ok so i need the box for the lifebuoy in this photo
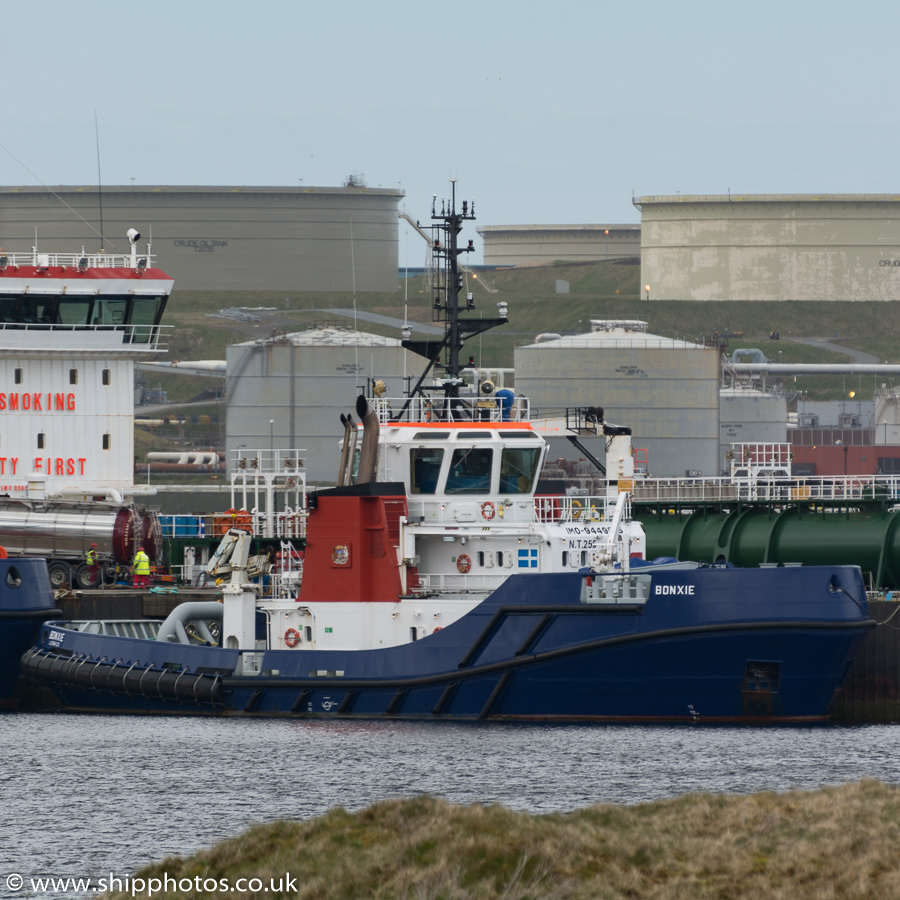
[480,501,496,520]
[433,626,443,633]
[571,499,583,519]
[284,628,301,648]
[456,554,472,574]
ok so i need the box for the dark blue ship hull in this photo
[0,559,59,707]
[21,565,876,723]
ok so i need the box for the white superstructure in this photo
[0,237,172,497]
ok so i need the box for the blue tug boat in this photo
[20,186,876,723]
[0,558,59,707]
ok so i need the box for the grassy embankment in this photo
[102,779,900,900]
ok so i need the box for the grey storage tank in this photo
[515,320,720,477]
[225,326,428,483]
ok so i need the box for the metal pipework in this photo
[355,395,380,484]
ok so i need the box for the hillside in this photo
[148,260,900,406]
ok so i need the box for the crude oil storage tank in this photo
[0,182,403,292]
[635,193,900,302]
[514,320,720,477]
[225,326,428,483]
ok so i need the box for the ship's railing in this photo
[231,449,306,476]
[534,494,628,523]
[406,494,623,526]
[631,478,739,503]
[160,508,307,543]
[733,474,900,503]
[0,250,156,270]
[629,474,900,504]
[0,322,171,350]
[372,394,531,425]
[411,572,510,594]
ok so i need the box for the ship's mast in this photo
[400,181,507,413]
[431,180,475,397]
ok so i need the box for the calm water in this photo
[3,714,900,897]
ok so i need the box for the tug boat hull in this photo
[0,559,59,707]
[22,566,874,723]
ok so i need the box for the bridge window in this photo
[20,297,59,325]
[410,447,444,494]
[0,297,18,322]
[90,298,128,326]
[58,298,93,326]
[129,296,166,343]
[446,447,493,494]
[500,446,540,494]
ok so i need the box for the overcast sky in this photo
[2,0,898,265]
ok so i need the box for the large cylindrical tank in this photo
[141,511,163,564]
[0,503,140,564]
[638,506,900,589]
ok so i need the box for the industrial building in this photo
[514,320,721,478]
[477,224,640,266]
[225,326,428,483]
[0,181,404,292]
[635,194,900,301]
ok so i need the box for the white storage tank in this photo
[515,320,720,477]
[719,387,788,473]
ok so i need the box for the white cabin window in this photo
[69,368,78,385]
[14,368,22,384]
[446,447,493,494]
[37,433,44,450]
[410,447,444,495]
[500,446,541,494]
[102,433,111,451]
[102,369,111,386]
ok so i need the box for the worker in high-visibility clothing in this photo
[131,546,150,589]
[86,542,103,588]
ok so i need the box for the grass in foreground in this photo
[102,779,900,899]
